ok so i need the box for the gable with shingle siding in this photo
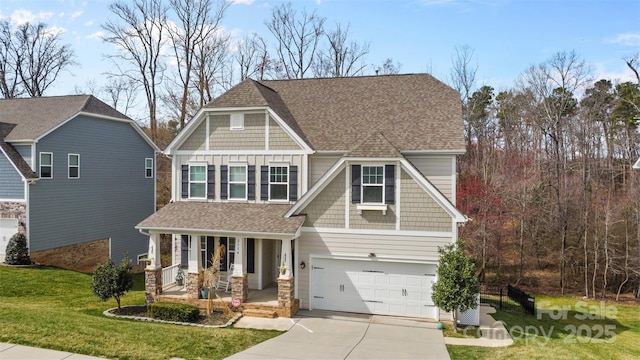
[302,168,346,228]
[268,117,302,150]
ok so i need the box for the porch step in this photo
[243,308,278,318]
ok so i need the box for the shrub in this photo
[4,232,31,265]
[148,302,200,323]
[91,252,133,310]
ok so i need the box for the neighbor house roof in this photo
[0,95,131,142]
[136,202,306,237]
[0,122,37,179]
[634,158,640,169]
[204,74,464,153]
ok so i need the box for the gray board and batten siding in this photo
[28,115,156,262]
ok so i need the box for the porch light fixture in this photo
[368,253,376,258]
[300,261,306,269]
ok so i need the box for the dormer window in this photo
[230,113,244,130]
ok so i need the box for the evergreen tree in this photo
[432,239,480,333]
[4,233,31,265]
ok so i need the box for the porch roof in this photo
[136,202,306,238]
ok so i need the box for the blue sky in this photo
[1,0,639,98]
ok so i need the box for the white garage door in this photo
[0,218,19,257]
[311,258,437,319]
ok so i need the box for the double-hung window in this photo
[40,152,53,179]
[189,164,207,199]
[68,154,80,179]
[362,165,384,203]
[145,158,153,178]
[229,165,247,200]
[269,165,288,200]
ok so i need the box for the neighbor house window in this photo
[362,166,384,203]
[40,152,53,179]
[68,154,79,179]
[228,165,247,199]
[145,158,153,178]
[269,165,288,200]
[189,164,206,199]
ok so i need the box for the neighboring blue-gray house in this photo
[0,95,159,267]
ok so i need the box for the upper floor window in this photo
[228,165,247,200]
[189,164,207,199]
[230,113,244,130]
[362,166,384,203]
[68,154,80,179]
[145,158,153,178]
[40,152,53,179]
[351,164,395,206]
[269,165,288,200]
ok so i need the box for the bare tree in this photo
[235,33,271,81]
[265,2,325,79]
[450,44,478,147]
[314,23,370,77]
[0,20,75,98]
[193,30,230,108]
[168,0,229,128]
[102,0,169,141]
[374,58,401,75]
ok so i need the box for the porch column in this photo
[145,232,162,300]
[279,238,292,279]
[277,237,297,317]
[186,236,201,299]
[231,237,248,303]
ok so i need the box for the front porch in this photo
[137,202,305,318]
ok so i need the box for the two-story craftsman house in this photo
[0,95,159,271]
[137,74,466,319]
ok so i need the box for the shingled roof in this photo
[0,122,37,179]
[205,74,464,153]
[0,95,130,141]
[136,202,306,236]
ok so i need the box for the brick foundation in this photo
[278,277,296,318]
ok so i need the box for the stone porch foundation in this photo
[231,274,249,303]
[278,277,297,318]
[145,268,162,301]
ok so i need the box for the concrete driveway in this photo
[227,310,450,360]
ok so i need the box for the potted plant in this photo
[279,262,288,276]
[175,269,185,286]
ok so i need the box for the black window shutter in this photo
[260,166,269,201]
[207,165,215,199]
[206,236,214,268]
[181,165,188,199]
[219,237,228,271]
[247,165,256,200]
[220,165,228,200]
[247,238,255,273]
[351,164,361,203]
[180,235,189,267]
[289,165,298,201]
[385,164,395,204]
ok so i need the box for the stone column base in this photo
[231,274,248,303]
[187,272,200,300]
[278,277,296,318]
[145,268,162,302]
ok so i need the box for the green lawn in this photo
[448,295,640,360]
[0,266,280,360]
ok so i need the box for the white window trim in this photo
[145,158,154,178]
[269,163,289,202]
[228,163,248,201]
[230,113,244,130]
[226,237,236,271]
[68,153,80,179]
[361,164,385,205]
[188,163,207,199]
[39,152,53,179]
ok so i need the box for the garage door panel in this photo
[312,258,437,319]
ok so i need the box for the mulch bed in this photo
[108,305,235,326]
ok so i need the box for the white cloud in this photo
[45,25,66,36]
[10,10,55,25]
[84,20,94,27]
[609,33,640,47]
[71,11,84,19]
[86,31,104,40]
[229,0,254,4]
[592,62,636,83]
